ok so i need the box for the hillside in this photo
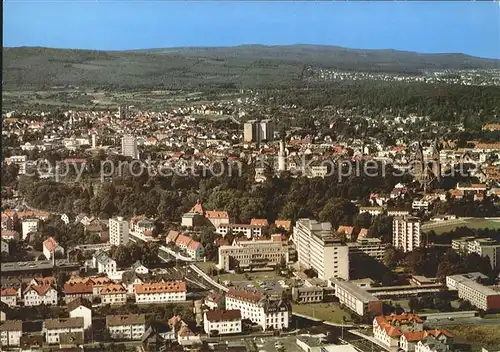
[3,45,500,90]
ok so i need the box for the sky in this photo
[3,1,500,59]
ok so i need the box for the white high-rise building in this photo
[109,217,129,246]
[278,140,286,172]
[91,134,97,149]
[393,216,422,252]
[293,219,349,280]
[121,135,138,159]
[243,120,274,143]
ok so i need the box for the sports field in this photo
[422,218,500,235]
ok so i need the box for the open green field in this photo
[448,325,500,350]
[423,218,500,235]
[292,303,352,324]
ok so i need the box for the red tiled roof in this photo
[64,282,93,295]
[1,288,17,296]
[135,281,187,294]
[227,288,263,304]
[250,218,269,226]
[25,285,54,296]
[205,210,229,219]
[100,284,126,295]
[175,234,192,247]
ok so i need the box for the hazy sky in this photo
[4,1,500,58]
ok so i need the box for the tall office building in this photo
[121,135,138,159]
[392,216,422,252]
[243,120,274,143]
[293,219,349,280]
[109,217,129,246]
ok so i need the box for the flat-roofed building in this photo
[293,219,349,280]
[329,278,383,317]
[291,286,324,304]
[217,234,288,271]
[393,217,421,253]
[446,273,500,311]
[452,237,500,270]
[348,237,387,262]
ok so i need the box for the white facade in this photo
[44,318,84,344]
[393,217,422,252]
[293,219,349,280]
[121,135,138,159]
[93,252,117,275]
[69,305,92,329]
[24,286,58,306]
[134,282,187,304]
[107,315,146,341]
[109,217,129,246]
[446,274,500,311]
[0,321,22,347]
[203,310,242,336]
[225,290,290,331]
[22,219,39,240]
[0,291,17,307]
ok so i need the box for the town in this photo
[1,95,500,352]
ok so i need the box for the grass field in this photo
[292,303,352,324]
[448,325,500,349]
[423,218,500,235]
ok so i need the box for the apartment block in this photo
[293,219,349,280]
[106,314,146,341]
[243,120,274,143]
[134,281,187,304]
[393,216,422,253]
[452,237,500,270]
[109,217,129,246]
[225,289,291,331]
[217,234,289,271]
[203,309,242,336]
[43,318,84,344]
[0,320,22,347]
[121,135,138,159]
[329,278,383,317]
[216,224,263,239]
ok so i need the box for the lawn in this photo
[196,261,217,274]
[423,218,500,235]
[292,303,353,324]
[448,325,500,348]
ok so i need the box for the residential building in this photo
[93,251,117,275]
[359,207,384,216]
[204,292,225,310]
[1,214,14,231]
[400,330,453,352]
[24,285,58,306]
[204,309,242,336]
[0,320,22,347]
[135,281,187,304]
[101,284,127,305]
[109,217,129,246]
[106,314,146,340]
[21,219,39,240]
[63,282,94,304]
[446,273,500,311]
[0,288,18,307]
[393,217,422,253]
[225,288,291,331]
[165,232,204,260]
[329,278,383,317]
[293,219,349,280]
[1,230,20,242]
[121,135,138,159]
[43,237,64,260]
[68,298,92,329]
[451,237,500,270]
[43,317,84,344]
[216,224,263,239]
[348,237,387,262]
[217,234,289,271]
[243,120,274,143]
[415,337,452,352]
[373,314,424,348]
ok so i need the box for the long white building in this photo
[203,309,242,336]
[393,216,422,252]
[225,289,291,331]
[217,234,289,271]
[106,314,146,341]
[43,318,84,344]
[134,281,187,304]
[293,219,349,280]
